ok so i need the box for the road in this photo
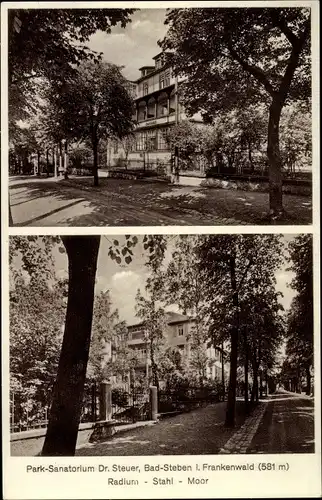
[248,391,314,453]
[9,175,312,227]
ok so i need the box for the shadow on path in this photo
[9,176,312,227]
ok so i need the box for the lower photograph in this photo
[8,233,314,457]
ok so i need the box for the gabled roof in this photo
[165,311,193,325]
[127,311,194,329]
[138,65,155,71]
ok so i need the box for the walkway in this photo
[9,176,312,226]
[77,402,247,456]
[76,392,314,456]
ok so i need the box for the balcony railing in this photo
[136,113,176,129]
[136,80,175,99]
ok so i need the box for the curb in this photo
[219,403,267,454]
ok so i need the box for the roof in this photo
[127,312,194,329]
[165,311,193,325]
[138,65,155,71]
[152,52,163,60]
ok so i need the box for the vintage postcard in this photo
[1,1,321,499]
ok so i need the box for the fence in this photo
[10,382,151,433]
[158,385,222,415]
[109,158,171,178]
[111,388,150,424]
[178,151,311,181]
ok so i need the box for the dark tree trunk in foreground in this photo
[266,21,310,220]
[92,138,99,187]
[225,256,239,428]
[42,236,100,456]
[267,99,284,218]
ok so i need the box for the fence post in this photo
[99,381,112,421]
[149,385,158,421]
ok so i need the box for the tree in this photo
[8,9,135,126]
[41,235,167,455]
[42,236,101,456]
[162,235,210,383]
[285,234,313,394]
[135,290,167,392]
[87,290,128,382]
[279,103,312,176]
[161,8,311,218]
[198,234,284,426]
[43,61,134,186]
[9,237,67,426]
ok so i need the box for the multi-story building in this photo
[106,52,203,173]
[125,311,228,386]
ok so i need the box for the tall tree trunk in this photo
[225,256,239,427]
[244,329,249,412]
[92,138,99,187]
[149,339,160,393]
[46,149,49,177]
[221,342,225,402]
[306,364,311,396]
[64,140,69,179]
[267,98,284,218]
[42,236,100,456]
[251,363,258,403]
[59,141,63,176]
[9,202,13,225]
[54,146,58,177]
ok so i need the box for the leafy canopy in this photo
[160,8,311,118]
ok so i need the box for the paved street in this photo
[76,392,314,456]
[248,391,314,454]
[9,175,312,226]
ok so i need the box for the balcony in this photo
[136,80,175,100]
[136,113,176,129]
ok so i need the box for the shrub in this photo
[112,388,129,408]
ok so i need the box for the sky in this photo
[52,235,296,325]
[88,9,168,81]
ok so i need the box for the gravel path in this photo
[9,176,312,226]
[76,402,247,456]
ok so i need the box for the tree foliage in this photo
[42,61,134,185]
[9,237,67,426]
[8,9,135,125]
[160,8,311,216]
[284,234,313,394]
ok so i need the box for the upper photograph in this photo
[7,7,312,227]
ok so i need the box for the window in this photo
[178,326,184,336]
[157,128,169,150]
[113,141,118,154]
[138,102,147,122]
[164,70,170,87]
[143,82,149,96]
[136,131,147,151]
[146,129,157,151]
[178,344,185,351]
[159,73,165,89]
